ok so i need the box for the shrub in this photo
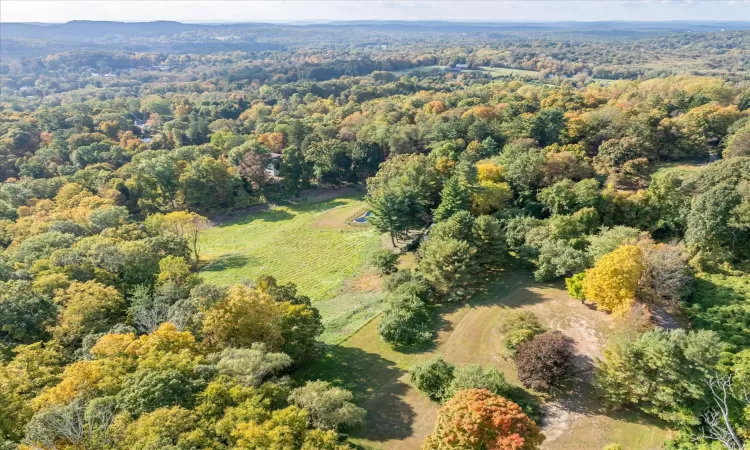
[499,311,545,352]
[377,295,432,348]
[410,357,455,401]
[370,249,399,275]
[565,272,586,301]
[516,331,573,391]
[443,365,510,400]
[288,381,366,431]
[422,389,544,450]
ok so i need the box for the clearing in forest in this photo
[198,191,386,342]
[299,273,667,450]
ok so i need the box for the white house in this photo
[265,153,283,177]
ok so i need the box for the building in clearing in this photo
[265,153,283,177]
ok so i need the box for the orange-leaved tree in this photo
[422,388,544,450]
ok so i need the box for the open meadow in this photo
[198,190,389,343]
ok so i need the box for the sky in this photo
[2,0,750,23]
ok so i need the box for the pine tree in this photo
[432,176,470,222]
[418,237,477,301]
[368,183,421,246]
[471,215,508,270]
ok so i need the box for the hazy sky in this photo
[3,0,750,23]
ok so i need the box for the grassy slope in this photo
[199,194,379,299]
[199,194,386,343]
[299,273,667,450]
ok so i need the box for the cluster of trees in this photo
[0,170,365,448]
[409,360,544,448]
[1,269,368,448]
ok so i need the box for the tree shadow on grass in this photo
[217,208,296,227]
[296,344,417,442]
[201,253,255,272]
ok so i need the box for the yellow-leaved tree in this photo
[582,245,645,313]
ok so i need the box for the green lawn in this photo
[199,194,381,301]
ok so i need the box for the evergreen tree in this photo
[368,183,422,246]
[471,215,507,270]
[432,176,470,222]
[418,237,477,301]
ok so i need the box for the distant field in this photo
[391,65,445,75]
[477,66,542,78]
[391,65,542,78]
[299,273,667,450]
[199,194,381,302]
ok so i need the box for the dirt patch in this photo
[347,271,385,293]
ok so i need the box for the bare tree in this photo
[698,375,747,450]
[238,150,271,192]
[132,291,171,333]
[24,397,119,450]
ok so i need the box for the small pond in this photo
[351,211,373,224]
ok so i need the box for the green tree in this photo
[288,381,366,431]
[587,226,645,262]
[410,357,456,401]
[0,281,56,347]
[418,237,477,301]
[471,215,508,270]
[370,249,399,275]
[115,369,202,417]
[686,184,747,260]
[432,176,470,223]
[539,179,577,215]
[368,182,422,246]
[215,344,292,387]
[534,239,591,282]
[179,157,240,211]
[377,294,432,348]
[596,329,723,425]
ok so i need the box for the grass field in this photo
[649,160,706,180]
[390,65,542,78]
[199,192,381,300]
[299,273,668,450]
[477,66,542,78]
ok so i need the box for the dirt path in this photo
[339,275,666,450]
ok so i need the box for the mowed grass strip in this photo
[198,195,381,301]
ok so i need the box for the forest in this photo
[1,19,750,450]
